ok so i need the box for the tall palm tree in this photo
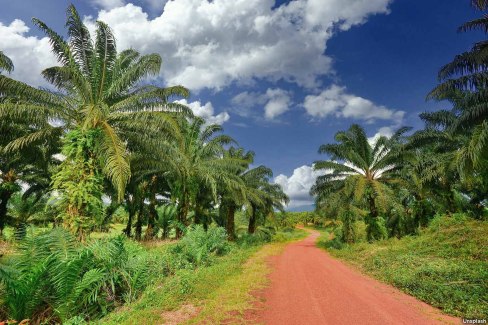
[0,5,190,200]
[409,105,487,218]
[0,5,190,237]
[312,124,408,240]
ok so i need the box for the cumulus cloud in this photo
[0,20,56,87]
[175,99,229,125]
[231,88,291,120]
[0,0,391,94]
[303,85,404,123]
[264,88,292,120]
[0,0,391,92]
[274,165,325,209]
[81,0,391,91]
[90,0,125,10]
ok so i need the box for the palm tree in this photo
[409,105,487,218]
[0,113,59,236]
[312,124,408,241]
[218,148,254,240]
[0,5,189,237]
[242,166,289,234]
[428,2,488,173]
[0,5,189,200]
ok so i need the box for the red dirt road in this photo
[256,230,459,325]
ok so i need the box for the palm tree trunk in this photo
[176,194,189,239]
[368,195,378,219]
[194,203,202,225]
[226,204,236,241]
[145,190,157,240]
[248,204,257,234]
[124,197,135,237]
[135,200,144,241]
[124,211,133,237]
[0,190,14,237]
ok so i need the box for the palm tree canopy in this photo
[312,124,408,213]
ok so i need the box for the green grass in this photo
[317,215,488,318]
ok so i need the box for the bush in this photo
[365,216,388,242]
[169,225,230,267]
[237,233,267,247]
[0,228,158,323]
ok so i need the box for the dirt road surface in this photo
[255,230,459,325]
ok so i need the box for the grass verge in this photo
[316,215,488,319]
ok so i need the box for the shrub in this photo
[365,215,388,242]
[0,228,158,323]
[237,233,267,247]
[169,225,230,267]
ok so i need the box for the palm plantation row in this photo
[0,5,288,242]
[311,0,488,242]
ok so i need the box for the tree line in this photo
[0,5,288,242]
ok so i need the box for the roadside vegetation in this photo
[313,215,488,318]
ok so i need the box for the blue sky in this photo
[0,0,480,209]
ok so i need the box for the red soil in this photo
[255,230,459,325]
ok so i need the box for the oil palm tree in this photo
[428,1,488,172]
[0,5,189,237]
[410,105,487,218]
[0,5,190,201]
[218,148,255,240]
[243,166,289,234]
[312,124,408,241]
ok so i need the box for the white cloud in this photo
[0,20,56,87]
[91,0,125,10]
[367,126,394,146]
[0,0,391,92]
[274,165,325,209]
[303,85,404,123]
[304,0,392,30]
[231,88,291,120]
[175,99,229,125]
[83,0,391,91]
[264,88,291,120]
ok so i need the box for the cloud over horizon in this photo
[274,165,325,209]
